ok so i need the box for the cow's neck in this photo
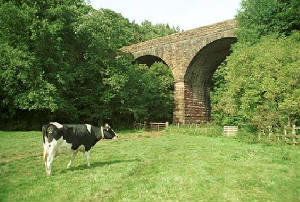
[94,126,104,140]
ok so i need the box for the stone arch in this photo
[183,37,237,123]
[135,55,168,67]
[134,54,175,80]
[121,19,238,124]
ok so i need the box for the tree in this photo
[0,1,178,129]
[212,32,300,132]
[211,0,300,134]
[139,20,181,42]
[0,0,89,129]
[109,61,174,126]
[141,62,174,122]
[236,0,300,43]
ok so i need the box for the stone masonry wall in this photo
[121,19,237,123]
[184,84,211,123]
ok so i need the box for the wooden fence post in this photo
[292,124,296,135]
[258,131,261,141]
[268,126,272,139]
[292,125,296,146]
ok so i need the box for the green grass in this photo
[0,127,299,202]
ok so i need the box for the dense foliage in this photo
[236,0,300,43]
[211,0,300,133]
[0,0,177,130]
[212,33,300,129]
[2,0,298,132]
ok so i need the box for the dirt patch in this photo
[0,153,41,163]
[120,131,164,140]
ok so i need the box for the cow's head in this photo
[103,124,118,139]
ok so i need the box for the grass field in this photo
[0,126,299,202]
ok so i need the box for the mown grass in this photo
[0,126,299,202]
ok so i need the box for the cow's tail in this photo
[42,124,48,143]
[42,124,50,165]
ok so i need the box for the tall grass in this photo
[165,123,223,137]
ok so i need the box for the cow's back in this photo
[62,124,98,150]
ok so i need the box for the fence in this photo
[149,122,169,131]
[223,126,238,136]
[273,125,300,145]
[134,123,299,145]
[134,122,169,131]
[274,134,300,145]
[135,122,212,131]
[134,122,146,130]
[285,124,300,136]
[173,123,212,129]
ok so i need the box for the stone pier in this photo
[121,20,237,123]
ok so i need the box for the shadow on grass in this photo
[59,159,141,174]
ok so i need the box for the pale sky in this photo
[89,0,242,30]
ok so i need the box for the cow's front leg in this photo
[85,150,90,167]
[67,149,78,168]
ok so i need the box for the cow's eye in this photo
[49,145,51,147]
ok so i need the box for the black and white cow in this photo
[42,122,118,176]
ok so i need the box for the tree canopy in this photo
[236,0,300,43]
[2,0,299,132]
[211,0,300,133]
[0,0,177,130]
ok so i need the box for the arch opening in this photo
[134,55,174,123]
[135,55,168,67]
[184,37,237,123]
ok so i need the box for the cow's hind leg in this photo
[67,149,78,168]
[46,149,55,176]
[85,150,90,167]
[43,143,48,170]
[45,139,58,176]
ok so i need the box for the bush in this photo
[212,32,300,133]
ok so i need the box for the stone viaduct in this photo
[121,19,237,124]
